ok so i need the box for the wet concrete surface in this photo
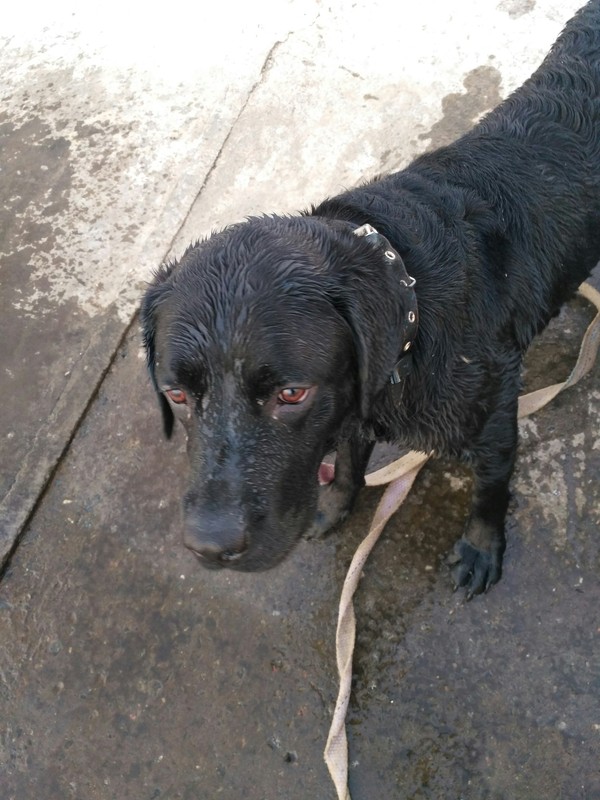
[0,109,125,548]
[2,1,599,798]
[1,283,598,798]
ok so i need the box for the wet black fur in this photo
[142,2,600,595]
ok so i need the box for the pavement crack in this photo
[165,34,290,256]
[0,314,132,580]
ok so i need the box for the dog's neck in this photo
[351,223,418,385]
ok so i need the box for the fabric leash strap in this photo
[324,281,600,800]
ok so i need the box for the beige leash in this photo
[324,282,600,800]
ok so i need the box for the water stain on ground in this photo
[0,107,136,560]
[419,66,503,150]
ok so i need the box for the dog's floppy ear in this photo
[335,283,411,419]
[325,232,417,420]
[140,272,175,439]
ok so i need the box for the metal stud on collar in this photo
[353,223,378,238]
[353,224,415,283]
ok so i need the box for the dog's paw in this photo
[304,484,353,540]
[446,537,503,600]
[304,509,349,540]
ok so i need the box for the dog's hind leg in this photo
[448,385,519,599]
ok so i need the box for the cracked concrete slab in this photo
[0,0,313,560]
[1,1,598,798]
[170,0,583,248]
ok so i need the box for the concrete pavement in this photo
[1,1,598,798]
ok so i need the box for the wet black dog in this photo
[142,2,600,597]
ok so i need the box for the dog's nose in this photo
[183,519,248,567]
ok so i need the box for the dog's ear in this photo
[325,241,416,420]
[140,273,175,439]
[336,287,410,419]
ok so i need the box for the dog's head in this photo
[141,216,411,570]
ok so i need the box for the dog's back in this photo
[463,0,600,322]
[500,0,600,143]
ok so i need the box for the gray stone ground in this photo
[1,1,598,798]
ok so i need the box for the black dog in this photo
[142,1,600,597]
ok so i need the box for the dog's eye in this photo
[165,388,187,405]
[277,387,309,405]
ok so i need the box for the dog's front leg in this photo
[448,392,519,599]
[305,436,375,539]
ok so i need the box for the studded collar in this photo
[352,223,418,385]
